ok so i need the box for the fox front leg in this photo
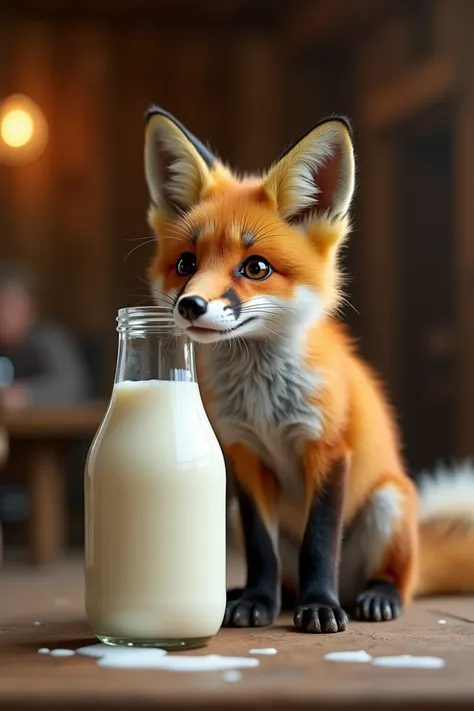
[294,447,349,634]
[223,444,280,627]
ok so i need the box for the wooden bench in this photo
[3,401,106,565]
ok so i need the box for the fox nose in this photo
[178,295,208,322]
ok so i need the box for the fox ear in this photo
[264,117,355,224]
[144,106,217,217]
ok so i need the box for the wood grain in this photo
[1,557,474,710]
[4,401,106,438]
[27,445,65,565]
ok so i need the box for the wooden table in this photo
[2,557,474,710]
[3,401,106,565]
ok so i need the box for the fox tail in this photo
[416,461,474,596]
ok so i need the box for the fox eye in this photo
[241,256,272,281]
[176,252,196,277]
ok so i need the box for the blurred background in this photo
[1,0,474,565]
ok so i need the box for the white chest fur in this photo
[200,339,324,502]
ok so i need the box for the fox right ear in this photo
[264,116,355,224]
[144,107,217,218]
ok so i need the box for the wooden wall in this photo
[0,15,286,388]
[5,1,474,466]
[283,0,474,465]
[347,0,474,463]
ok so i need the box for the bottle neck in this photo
[115,307,196,384]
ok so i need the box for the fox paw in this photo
[355,581,402,622]
[223,588,278,628]
[294,603,348,634]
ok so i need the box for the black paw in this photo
[355,580,402,622]
[294,603,348,634]
[223,588,278,628]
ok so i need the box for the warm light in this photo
[1,108,34,148]
[0,94,48,165]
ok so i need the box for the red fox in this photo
[144,106,474,633]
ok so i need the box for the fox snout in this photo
[173,288,260,343]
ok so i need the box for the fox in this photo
[143,105,474,633]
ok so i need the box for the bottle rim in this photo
[116,306,180,333]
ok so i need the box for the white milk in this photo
[85,379,226,646]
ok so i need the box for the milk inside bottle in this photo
[85,307,226,649]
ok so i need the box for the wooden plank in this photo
[354,11,411,94]
[52,24,113,335]
[231,32,283,172]
[361,55,455,131]
[8,0,244,19]
[3,562,474,710]
[284,0,397,55]
[27,444,66,564]
[433,0,459,57]
[0,17,15,262]
[352,24,402,395]
[169,30,226,155]
[111,26,167,314]
[355,134,399,395]
[452,1,474,456]
[4,400,106,437]
[8,21,54,288]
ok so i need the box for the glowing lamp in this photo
[0,94,48,165]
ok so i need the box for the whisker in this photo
[237,333,250,363]
[338,294,359,315]
[127,292,156,299]
[239,304,296,313]
[124,234,156,243]
[150,289,176,306]
[251,229,289,246]
[245,214,267,241]
[159,234,191,245]
[132,297,155,306]
[124,238,156,261]
[239,297,297,311]
[261,325,288,341]
[239,306,297,317]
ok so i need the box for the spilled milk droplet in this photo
[50,649,76,658]
[324,650,372,663]
[372,655,445,669]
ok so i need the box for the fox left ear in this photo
[263,117,355,224]
[144,106,218,218]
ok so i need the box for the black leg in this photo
[294,457,348,634]
[223,483,279,628]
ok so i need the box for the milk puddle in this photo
[324,649,445,669]
[372,655,445,669]
[43,643,260,673]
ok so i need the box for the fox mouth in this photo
[185,316,256,338]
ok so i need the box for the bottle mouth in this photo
[117,306,180,334]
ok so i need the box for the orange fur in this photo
[416,520,474,596]
[302,439,349,507]
[226,443,279,529]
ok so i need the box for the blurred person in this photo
[0,265,90,410]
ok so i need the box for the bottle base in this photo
[96,634,213,650]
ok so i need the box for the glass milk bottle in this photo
[85,307,226,649]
